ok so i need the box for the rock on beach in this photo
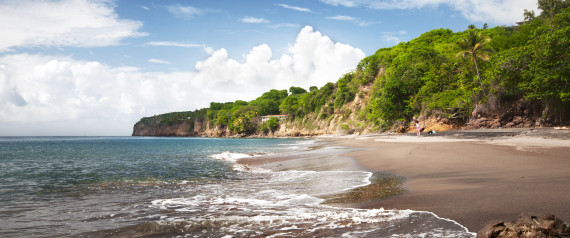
[477,214,570,238]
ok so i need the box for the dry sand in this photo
[326,128,570,231]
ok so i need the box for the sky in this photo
[0,0,540,136]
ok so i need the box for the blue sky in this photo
[0,0,539,136]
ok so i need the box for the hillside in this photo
[133,3,569,137]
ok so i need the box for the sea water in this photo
[0,137,475,237]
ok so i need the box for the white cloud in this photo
[328,15,358,21]
[167,4,202,19]
[193,26,365,94]
[320,0,358,7]
[382,35,401,44]
[448,0,539,24]
[267,23,301,29]
[327,15,378,26]
[319,0,539,24]
[276,4,313,12]
[0,0,146,52]
[241,16,270,24]
[144,41,205,48]
[148,59,170,64]
[381,31,407,44]
[0,26,365,136]
[0,54,202,136]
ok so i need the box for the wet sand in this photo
[326,128,570,232]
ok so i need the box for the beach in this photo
[240,128,570,233]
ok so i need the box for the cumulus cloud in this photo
[0,0,146,52]
[0,54,204,136]
[241,17,270,23]
[319,0,539,24]
[0,26,365,136]
[193,26,365,94]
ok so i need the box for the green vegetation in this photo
[135,2,570,136]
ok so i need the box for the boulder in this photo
[513,116,523,125]
[477,214,570,238]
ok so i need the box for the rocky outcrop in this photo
[477,215,570,238]
[132,91,564,137]
[399,116,456,134]
[132,119,204,137]
[465,98,549,130]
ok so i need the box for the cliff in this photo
[132,95,562,138]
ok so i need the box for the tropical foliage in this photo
[135,1,570,135]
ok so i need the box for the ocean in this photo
[0,136,475,237]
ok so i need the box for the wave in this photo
[150,151,475,237]
[208,151,254,163]
[159,141,478,237]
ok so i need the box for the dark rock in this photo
[396,126,407,133]
[477,214,570,238]
[513,116,523,125]
[478,221,507,238]
[491,119,502,128]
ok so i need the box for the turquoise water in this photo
[0,136,475,237]
[0,137,292,200]
[0,137,301,236]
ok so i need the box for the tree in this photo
[279,95,301,115]
[522,6,570,116]
[260,117,280,134]
[483,23,488,29]
[468,24,477,29]
[456,30,494,97]
[250,89,288,115]
[335,72,356,108]
[538,0,569,20]
[289,86,307,95]
[524,9,536,22]
[229,106,258,135]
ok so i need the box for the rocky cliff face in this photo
[464,98,555,130]
[132,90,557,138]
[132,117,237,137]
[133,119,200,137]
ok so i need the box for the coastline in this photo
[324,128,570,232]
[238,128,570,233]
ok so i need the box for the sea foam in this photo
[149,149,475,237]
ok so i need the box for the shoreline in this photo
[238,128,570,232]
[325,128,570,232]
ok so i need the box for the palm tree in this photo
[456,30,494,97]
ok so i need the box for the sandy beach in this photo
[239,128,570,233]
[326,128,570,232]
